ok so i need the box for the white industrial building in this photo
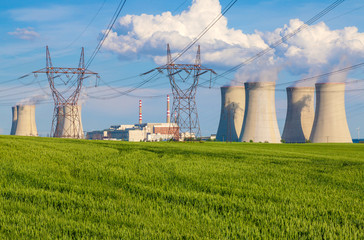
[87,97,181,142]
[87,123,179,142]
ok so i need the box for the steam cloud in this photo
[16,94,48,106]
[102,0,364,84]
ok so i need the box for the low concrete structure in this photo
[86,130,109,140]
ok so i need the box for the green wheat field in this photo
[0,135,363,239]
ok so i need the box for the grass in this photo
[0,135,363,239]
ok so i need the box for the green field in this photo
[0,136,363,239]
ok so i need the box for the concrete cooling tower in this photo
[240,82,281,143]
[282,87,315,143]
[309,83,352,143]
[55,105,84,138]
[54,106,64,137]
[216,86,245,142]
[12,105,38,136]
[10,106,17,135]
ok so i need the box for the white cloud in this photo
[102,0,268,65]
[102,0,364,83]
[8,5,75,22]
[262,19,364,76]
[8,27,40,40]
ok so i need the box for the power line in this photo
[97,0,237,96]
[169,0,238,64]
[85,0,127,68]
[65,0,108,49]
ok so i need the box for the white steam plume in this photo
[16,94,48,106]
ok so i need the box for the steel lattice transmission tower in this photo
[33,46,99,138]
[145,44,216,139]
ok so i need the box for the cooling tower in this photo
[10,106,18,135]
[282,87,315,143]
[216,86,245,142]
[309,83,352,143]
[54,106,64,137]
[57,105,84,138]
[240,82,281,143]
[14,105,38,136]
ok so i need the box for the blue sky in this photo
[1,0,364,138]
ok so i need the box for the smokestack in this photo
[167,95,170,123]
[57,105,83,138]
[10,106,18,135]
[282,87,315,143]
[14,105,38,136]
[139,100,142,124]
[309,83,352,143]
[240,82,281,143]
[216,86,245,142]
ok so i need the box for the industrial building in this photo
[282,87,315,143]
[239,82,281,143]
[87,123,179,142]
[216,86,245,142]
[87,97,179,141]
[309,83,352,143]
[10,105,38,136]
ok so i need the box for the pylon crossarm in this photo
[33,67,97,75]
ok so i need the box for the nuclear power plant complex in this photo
[1,44,358,143]
[6,78,357,143]
[0,0,362,145]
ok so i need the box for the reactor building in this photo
[10,105,38,136]
[87,97,179,141]
[216,86,245,142]
[282,87,315,143]
[309,83,352,143]
[239,82,281,143]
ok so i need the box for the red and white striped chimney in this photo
[139,100,142,124]
[167,95,170,123]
